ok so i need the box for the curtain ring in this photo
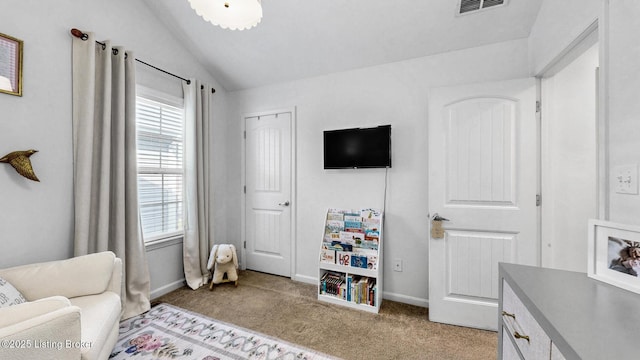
[71,29,89,41]
[112,48,119,56]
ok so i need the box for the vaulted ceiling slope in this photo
[143,0,543,92]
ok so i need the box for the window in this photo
[136,89,184,242]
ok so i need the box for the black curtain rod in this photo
[70,28,216,93]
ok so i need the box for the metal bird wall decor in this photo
[0,149,40,182]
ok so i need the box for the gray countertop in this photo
[500,263,640,360]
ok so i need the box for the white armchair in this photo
[0,251,123,360]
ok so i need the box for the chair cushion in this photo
[0,277,26,308]
[0,252,117,300]
[69,292,121,359]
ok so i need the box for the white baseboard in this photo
[382,291,429,308]
[292,273,317,285]
[151,279,186,300]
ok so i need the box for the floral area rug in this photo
[109,303,339,360]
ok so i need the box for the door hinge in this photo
[244,241,246,249]
[536,194,542,207]
[243,130,246,139]
[243,185,246,194]
[536,100,541,113]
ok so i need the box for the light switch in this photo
[615,164,638,195]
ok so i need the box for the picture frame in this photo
[0,32,23,96]
[588,219,640,294]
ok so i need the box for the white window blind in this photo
[136,94,185,242]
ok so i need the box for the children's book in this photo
[344,221,362,230]
[325,220,345,233]
[367,255,378,270]
[360,208,381,219]
[320,249,336,264]
[362,217,380,229]
[360,240,378,250]
[330,241,353,252]
[327,212,344,221]
[364,229,380,241]
[336,251,351,266]
[344,215,362,223]
[340,231,365,247]
[324,232,341,243]
[351,254,367,268]
[352,248,377,268]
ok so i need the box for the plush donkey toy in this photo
[207,244,239,290]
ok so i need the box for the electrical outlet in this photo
[393,259,403,272]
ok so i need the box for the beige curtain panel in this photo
[183,80,214,290]
[71,33,151,319]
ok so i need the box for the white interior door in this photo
[428,78,538,331]
[245,112,292,277]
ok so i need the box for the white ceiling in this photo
[143,0,543,92]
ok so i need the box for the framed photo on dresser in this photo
[588,219,640,295]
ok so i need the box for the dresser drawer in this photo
[502,327,522,360]
[502,280,551,360]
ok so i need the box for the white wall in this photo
[228,39,530,304]
[528,0,601,75]
[608,1,640,224]
[0,0,228,297]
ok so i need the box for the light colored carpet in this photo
[155,270,497,360]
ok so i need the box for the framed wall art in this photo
[0,32,23,96]
[588,219,640,294]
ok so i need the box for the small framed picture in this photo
[588,219,640,294]
[0,32,23,96]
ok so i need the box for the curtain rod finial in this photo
[70,28,88,41]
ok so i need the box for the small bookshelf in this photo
[318,208,383,313]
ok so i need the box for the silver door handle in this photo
[278,201,290,206]
[432,213,449,221]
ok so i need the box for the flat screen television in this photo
[323,125,391,169]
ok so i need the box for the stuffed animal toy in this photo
[207,244,238,290]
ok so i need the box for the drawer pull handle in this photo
[502,311,516,320]
[514,331,530,343]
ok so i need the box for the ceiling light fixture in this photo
[188,0,262,31]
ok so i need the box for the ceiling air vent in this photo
[458,0,505,14]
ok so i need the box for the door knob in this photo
[432,213,449,222]
[278,201,290,206]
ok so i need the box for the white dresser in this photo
[498,263,640,360]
